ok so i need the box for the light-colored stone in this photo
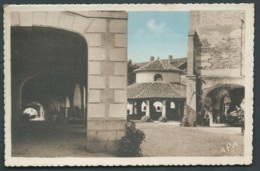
[11,12,20,25]
[110,20,127,33]
[115,34,127,47]
[87,120,106,131]
[109,76,126,89]
[74,11,127,19]
[88,61,101,75]
[46,12,61,27]
[89,76,105,89]
[20,12,33,26]
[71,16,91,34]
[88,47,106,61]
[97,131,117,141]
[106,120,126,130]
[88,104,105,118]
[84,33,102,47]
[110,48,127,61]
[89,90,101,103]
[86,19,106,33]
[87,130,97,141]
[58,13,74,30]
[114,90,126,103]
[32,12,47,26]
[109,104,126,118]
[114,62,126,75]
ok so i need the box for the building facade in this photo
[185,11,245,126]
[127,57,186,121]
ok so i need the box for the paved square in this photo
[136,122,244,156]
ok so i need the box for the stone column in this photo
[162,101,166,118]
[132,101,135,114]
[86,12,128,154]
[134,102,137,114]
[146,100,150,117]
[184,30,201,127]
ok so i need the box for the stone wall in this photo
[190,11,245,77]
[185,11,245,126]
[11,11,128,154]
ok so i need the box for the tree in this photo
[127,60,139,85]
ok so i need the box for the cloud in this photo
[146,19,166,33]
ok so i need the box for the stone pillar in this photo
[134,102,137,114]
[86,12,128,154]
[146,100,150,117]
[184,30,201,127]
[10,11,128,155]
[162,101,166,118]
[132,101,135,114]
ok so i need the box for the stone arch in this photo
[12,11,98,37]
[11,11,128,154]
[200,83,244,124]
[13,26,88,121]
[202,83,244,102]
[19,71,47,112]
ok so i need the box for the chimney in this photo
[168,55,173,64]
[150,56,155,61]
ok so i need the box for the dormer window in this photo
[154,74,163,81]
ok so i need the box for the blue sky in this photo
[128,11,190,63]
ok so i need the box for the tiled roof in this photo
[127,82,186,99]
[136,57,187,68]
[134,58,182,73]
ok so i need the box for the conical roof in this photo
[127,82,186,99]
[134,58,182,73]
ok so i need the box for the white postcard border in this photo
[4,4,254,166]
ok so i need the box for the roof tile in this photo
[127,82,186,99]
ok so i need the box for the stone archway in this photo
[11,11,128,154]
[200,83,244,125]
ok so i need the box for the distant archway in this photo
[12,26,88,122]
[201,84,244,124]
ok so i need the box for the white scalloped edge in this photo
[3,3,254,167]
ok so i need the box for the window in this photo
[154,74,163,81]
[170,102,175,109]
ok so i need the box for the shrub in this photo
[140,116,153,122]
[117,121,145,157]
[158,116,168,122]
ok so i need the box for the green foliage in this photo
[158,116,168,122]
[118,121,145,157]
[141,116,153,122]
[127,60,139,85]
[226,107,245,127]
